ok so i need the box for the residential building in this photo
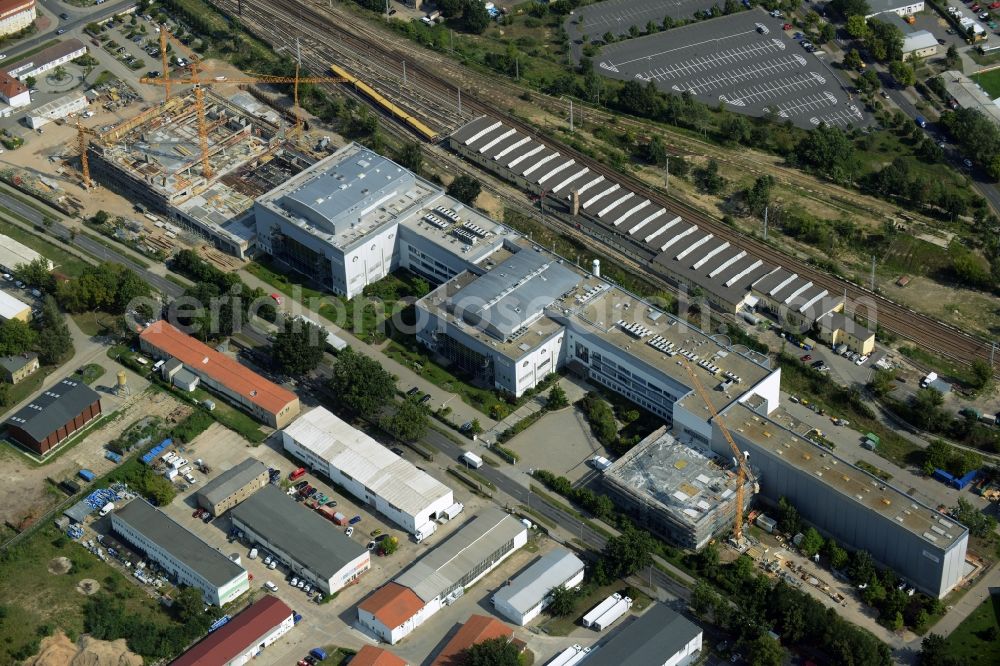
[229,485,370,595]
[815,311,875,355]
[170,596,294,666]
[431,615,514,666]
[0,71,29,108]
[195,458,269,516]
[0,234,52,272]
[0,289,31,322]
[140,320,300,427]
[582,603,702,666]
[881,12,938,60]
[601,428,752,550]
[3,39,87,81]
[5,377,102,454]
[357,509,528,644]
[111,498,249,606]
[716,400,969,598]
[27,92,88,130]
[351,646,408,666]
[864,0,924,19]
[492,549,585,625]
[0,352,39,383]
[282,407,455,535]
[0,0,34,38]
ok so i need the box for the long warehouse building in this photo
[111,498,249,606]
[717,400,969,598]
[492,548,585,625]
[283,406,455,535]
[230,485,370,595]
[357,508,527,644]
[170,595,295,666]
[195,458,269,517]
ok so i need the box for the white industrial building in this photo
[4,39,87,81]
[111,498,249,606]
[357,508,527,644]
[282,406,455,535]
[492,549,585,625]
[27,92,87,129]
[864,0,924,19]
[230,485,370,595]
[0,234,52,272]
[0,289,31,322]
[583,603,702,666]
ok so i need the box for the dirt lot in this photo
[0,387,187,533]
[26,632,142,666]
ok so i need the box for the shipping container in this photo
[78,469,95,482]
[105,450,122,464]
[310,648,327,661]
[582,593,621,628]
[592,596,632,631]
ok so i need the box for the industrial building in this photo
[815,311,875,355]
[140,320,300,428]
[282,406,455,535]
[170,595,294,666]
[716,400,969,598]
[254,142,520,297]
[5,376,102,455]
[583,604,702,666]
[27,92,88,130]
[601,428,751,550]
[0,352,38,384]
[0,289,31,322]
[195,458,269,516]
[0,0,36,39]
[352,646,408,666]
[230,485,370,595]
[941,70,1000,126]
[449,116,840,320]
[492,548,585,625]
[4,39,87,81]
[88,90,311,257]
[863,0,924,19]
[431,615,515,666]
[111,498,249,606]
[357,508,527,644]
[0,234,53,272]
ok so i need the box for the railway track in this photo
[209,0,994,370]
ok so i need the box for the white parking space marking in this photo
[773,91,837,117]
[622,38,786,79]
[603,30,783,73]
[811,105,864,127]
[672,55,807,94]
[582,0,707,29]
[719,72,825,106]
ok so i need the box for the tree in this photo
[843,49,864,71]
[490,402,509,420]
[383,398,429,442]
[950,497,997,537]
[799,527,824,557]
[460,0,491,34]
[469,418,483,434]
[600,527,656,579]
[694,159,725,194]
[849,549,876,584]
[920,633,962,666]
[272,317,325,376]
[52,65,68,81]
[749,634,784,666]
[35,295,73,365]
[0,319,36,356]
[868,368,896,397]
[970,359,993,390]
[945,44,959,68]
[546,384,568,410]
[846,14,869,38]
[865,19,904,63]
[24,75,36,89]
[889,60,916,87]
[546,585,579,616]
[830,0,871,18]
[818,22,837,44]
[690,580,719,617]
[720,113,752,145]
[328,348,396,414]
[378,536,399,556]
[464,637,520,666]
[15,258,55,293]
[776,496,802,535]
[825,540,849,570]
[395,141,423,172]
[743,175,774,217]
[794,124,855,179]
[447,174,482,204]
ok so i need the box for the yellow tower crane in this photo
[679,359,754,545]
[76,120,102,189]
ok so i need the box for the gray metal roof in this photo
[196,458,268,508]
[5,377,100,442]
[278,148,413,234]
[584,603,702,666]
[64,499,95,523]
[493,549,584,615]
[173,367,200,387]
[0,352,37,373]
[230,485,366,581]
[113,498,245,587]
[395,508,526,602]
[448,249,580,341]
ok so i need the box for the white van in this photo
[265,581,278,592]
[248,547,258,559]
[460,451,483,469]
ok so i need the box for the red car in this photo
[270,293,282,305]
[800,354,812,362]
[992,2,1000,8]
[972,3,981,11]
[782,22,793,30]
[192,508,202,518]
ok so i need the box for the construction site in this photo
[601,427,753,551]
[85,88,314,258]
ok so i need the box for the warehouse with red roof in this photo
[170,595,294,666]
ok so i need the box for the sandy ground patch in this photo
[27,631,142,666]
[47,557,72,575]
[76,579,101,596]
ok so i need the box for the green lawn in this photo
[538,582,653,637]
[943,595,1000,664]
[0,218,89,277]
[973,69,1000,99]
[70,312,123,337]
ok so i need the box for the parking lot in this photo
[566,0,722,44]
[594,9,868,129]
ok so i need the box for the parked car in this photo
[782,22,793,29]
[263,555,272,566]
[296,579,305,588]
[800,354,812,362]
[349,515,362,524]
[345,526,354,537]
[268,560,277,569]
[420,394,432,404]
[810,360,824,368]
[406,386,419,396]
[303,584,312,593]
[201,512,212,523]
[265,581,278,592]
[249,548,258,559]
[290,577,299,586]
[192,508,203,518]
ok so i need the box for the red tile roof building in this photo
[139,321,300,427]
[0,71,28,107]
[0,0,35,38]
[431,615,514,666]
[357,582,426,644]
[351,646,408,666]
[170,596,294,666]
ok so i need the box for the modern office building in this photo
[282,406,454,535]
[230,485,370,595]
[170,596,294,666]
[5,376,102,455]
[140,320,300,428]
[492,549,585,625]
[716,400,969,598]
[583,604,702,666]
[0,289,31,322]
[0,0,35,38]
[195,458,269,516]
[357,509,527,644]
[111,499,249,606]
[430,615,515,666]
[601,428,752,550]
[0,352,38,384]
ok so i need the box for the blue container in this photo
[78,469,95,482]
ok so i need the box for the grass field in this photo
[973,69,1000,99]
[943,595,1000,664]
